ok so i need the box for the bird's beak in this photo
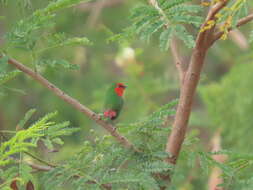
[123,85,127,89]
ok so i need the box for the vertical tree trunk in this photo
[166,49,206,164]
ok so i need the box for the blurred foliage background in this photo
[1,0,253,189]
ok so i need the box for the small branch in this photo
[27,161,52,171]
[196,0,228,48]
[86,0,106,28]
[210,13,253,45]
[149,0,185,86]
[9,156,53,172]
[77,0,124,11]
[236,13,253,27]
[208,130,227,190]
[206,0,228,21]
[170,38,185,86]
[229,29,249,50]
[24,151,56,168]
[4,56,139,152]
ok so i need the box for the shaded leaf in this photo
[159,27,174,51]
[17,109,36,129]
[0,70,21,86]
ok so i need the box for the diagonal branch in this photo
[210,13,253,45]
[3,56,139,152]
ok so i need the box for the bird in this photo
[103,83,127,120]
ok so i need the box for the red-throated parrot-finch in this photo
[103,83,127,120]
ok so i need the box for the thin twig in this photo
[229,29,249,50]
[24,151,57,167]
[149,0,185,85]
[3,56,139,152]
[77,0,124,11]
[196,0,228,48]
[208,130,227,190]
[26,160,53,171]
[210,13,253,45]
[170,38,185,86]
[8,155,53,172]
[86,0,106,28]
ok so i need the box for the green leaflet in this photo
[250,30,253,42]
[174,25,195,48]
[0,56,9,73]
[125,0,202,49]
[36,59,80,70]
[0,70,21,86]
[160,0,191,10]
[17,108,36,129]
[166,4,203,14]
[140,20,166,42]
[171,15,203,27]
[5,0,91,51]
[159,27,174,51]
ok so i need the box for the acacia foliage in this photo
[110,0,203,50]
[0,0,253,189]
[0,110,80,190]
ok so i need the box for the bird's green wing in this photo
[104,84,124,119]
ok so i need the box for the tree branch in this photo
[165,9,253,166]
[165,0,228,165]
[27,160,53,171]
[86,0,106,28]
[4,56,139,152]
[210,13,253,45]
[208,130,227,190]
[229,29,249,50]
[196,0,228,48]
[170,38,185,86]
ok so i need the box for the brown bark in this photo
[148,0,253,181]
[229,29,249,50]
[211,13,253,45]
[165,0,229,165]
[208,130,227,190]
[170,38,185,86]
[165,0,253,166]
[166,48,206,164]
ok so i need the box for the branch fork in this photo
[164,0,253,170]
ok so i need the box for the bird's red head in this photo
[114,83,127,96]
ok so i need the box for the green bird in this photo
[103,83,127,120]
